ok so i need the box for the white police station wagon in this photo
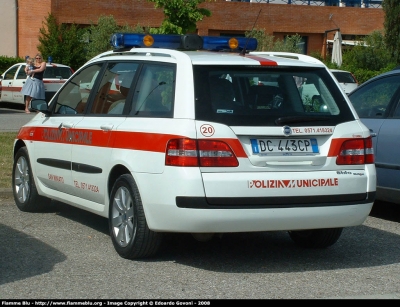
[12,33,376,259]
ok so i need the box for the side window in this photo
[350,75,400,118]
[90,62,138,115]
[131,63,175,118]
[17,65,28,79]
[4,66,19,80]
[52,63,103,115]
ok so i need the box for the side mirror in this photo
[30,99,51,115]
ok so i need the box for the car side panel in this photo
[0,64,25,104]
[373,118,400,192]
[71,117,126,204]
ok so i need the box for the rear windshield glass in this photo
[194,66,354,126]
[44,66,72,79]
[332,71,356,84]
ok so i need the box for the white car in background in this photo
[330,69,359,95]
[0,62,73,105]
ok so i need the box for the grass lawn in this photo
[0,132,17,189]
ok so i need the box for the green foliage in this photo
[336,30,396,84]
[245,29,302,53]
[84,15,145,60]
[309,51,323,62]
[24,4,400,87]
[147,0,212,34]
[38,13,87,70]
[0,132,17,189]
[0,56,24,73]
[382,0,400,64]
[342,31,392,71]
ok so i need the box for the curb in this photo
[0,188,13,198]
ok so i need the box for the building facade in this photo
[0,0,384,60]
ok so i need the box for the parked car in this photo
[0,62,73,105]
[330,69,358,95]
[12,33,375,259]
[348,69,400,205]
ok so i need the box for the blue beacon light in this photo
[110,33,257,52]
[111,33,181,49]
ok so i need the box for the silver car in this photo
[348,69,400,205]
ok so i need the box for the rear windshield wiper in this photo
[275,116,330,125]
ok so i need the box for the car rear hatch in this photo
[43,65,73,92]
[190,64,374,207]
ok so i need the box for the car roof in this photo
[352,69,400,88]
[16,62,71,68]
[329,69,352,73]
[88,49,326,69]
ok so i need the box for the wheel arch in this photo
[108,164,130,199]
[13,139,26,158]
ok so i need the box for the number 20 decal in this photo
[200,124,215,137]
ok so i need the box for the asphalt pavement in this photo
[0,103,36,132]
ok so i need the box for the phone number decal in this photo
[291,127,334,134]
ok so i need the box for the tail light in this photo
[166,138,239,167]
[335,137,374,165]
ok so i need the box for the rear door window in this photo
[130,63,175,118]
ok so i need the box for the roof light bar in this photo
[111,33,182,49]
[202,36,257,51]
[110,33,258,52]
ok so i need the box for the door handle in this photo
[59,122,74,129]
[369,129,377,137]
[100,124,114,131]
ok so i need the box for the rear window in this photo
[332,71,357,84]
[44,66,72,79]
[194,66,354,126]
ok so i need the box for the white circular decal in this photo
[200,124,215,137]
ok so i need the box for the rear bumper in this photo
[144,201,373,233]
[176,192,375,209]
[136,168,375,233]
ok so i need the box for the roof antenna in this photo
[240,9,262,56]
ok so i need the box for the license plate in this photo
[251,138,319,155]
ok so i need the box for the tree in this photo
[382,0,400,64]
[147,0,212,34]
[246,29,302,53]
[340,30,396,83]
[38,13,86,70]
[84,15,145,60]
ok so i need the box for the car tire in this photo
[12,147,51,212]
[288,228,343,248]
[109,174,163,259]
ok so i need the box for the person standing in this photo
[21,53,46,113]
